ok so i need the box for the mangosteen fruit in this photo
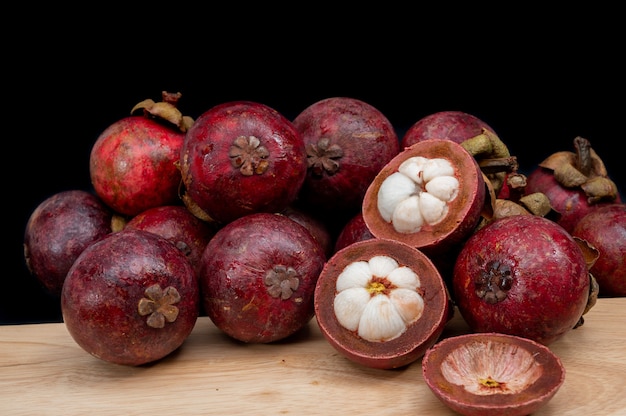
[400,110,514,195]
[314,238,452,370]
[572,203,626,297]
[61,229,199,366]
[400,110,496,149]
[422,332,565,416]
[199,212,326,343]
[333,212,374,254]
[292,96,400,218]
[124,205,218,277]
[362,139,486,256]
[89,91,193,216]
[280,206,333,260]
[179,101,307,225]
[452,214,592,345]
[525,136,621,234]
[24,189,116,297]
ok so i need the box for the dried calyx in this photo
[460,128,518,194]
[539,136,619,204]
[131,91,195,133]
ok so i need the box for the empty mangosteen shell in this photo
[422,332,565,416]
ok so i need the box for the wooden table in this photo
[1,298,624,415]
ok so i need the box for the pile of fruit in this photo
[23,92,625,415]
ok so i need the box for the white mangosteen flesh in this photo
[333,255,424,342]
[377,156,459,233]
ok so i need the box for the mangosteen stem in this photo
[574,136,592,176]
[477,156,519,174]
[162,91,183,106]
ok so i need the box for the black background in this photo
[5,10,625,324]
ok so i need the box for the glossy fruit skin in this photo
[62,229,199,366]
[315,238,451,369]
[572,203,626,297]
[453,215,590,345]
[280,206,333,260]
[199,212,326,343]
[180,101,307,224]
[124,205,217,277]
[333,212,374,253]
[525,167,621,234]
[90,116,185,216]
[293,97,399,217]
[24,190,113,297]
[400,110,495,149]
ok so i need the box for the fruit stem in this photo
[574,136,592,176]
[478,157,519,174]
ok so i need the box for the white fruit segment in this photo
[377,156,459,233]
[333,255,424,342]
[440,340,542,395]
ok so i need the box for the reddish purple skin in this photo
[180,101,307,224]
[400,110,496,149]
[90,116,185,216]
[62,229,199,366]
[572,203,626,297]
[199,212,326,343]
[525,167,622,234]
[125,205,217,277]
[453,215,590,345]
[24,190,113,297]
[293,97,400,216]
[333,212,374,253]
[280,206,333,259]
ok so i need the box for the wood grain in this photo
[1,298,624,415]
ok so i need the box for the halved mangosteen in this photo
[362,139,486,255]
[314,238,452,370]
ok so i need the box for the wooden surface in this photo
[1,298,625,415]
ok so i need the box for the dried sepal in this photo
[461,129,512,195]
[570,236,599,327]
[480,172,497,220]
[589,148,608,177]
[501,172,528,202]
[553,162,588,187]
[538,151,576,171]
[130,91,194,133]
[518,192,553,217]
[573,236,600,271]
[583,274,599,315]
[461,128,510,158]
[180,191,215,223]
[493,199,531,218]
[581,176,619,203]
